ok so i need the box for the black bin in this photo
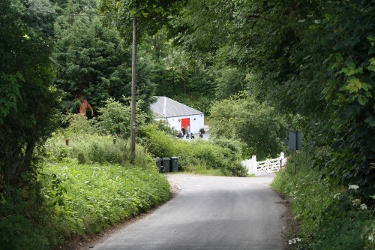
[155,157,162,172]
[170,156,179,172]
[162,157,171,173]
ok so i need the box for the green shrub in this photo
[39,160,170,248]
[138,123,179,157]
[272,151,375,249]
[0,180,52,250]
[92,98,149,139]
[154,119,177,136]
[139,124,247,176]
[44,133,130,165]
[211,138,243,160]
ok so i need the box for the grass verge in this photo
[42,160,171,248]
[272,151,375,249]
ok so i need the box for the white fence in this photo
[241,152,287,176]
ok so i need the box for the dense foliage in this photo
[53,0,156,116]
[169,0,375,246]
[173,0,375,198]
[209,92,287,160]
[272,153,375,250]
[1,153,170,250]
[93,98,149,139]
[0,0,60,223]
[138,124,248,177]
[4,0,375,248]
[315,1,375,199]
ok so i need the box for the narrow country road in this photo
[86,174,288,250]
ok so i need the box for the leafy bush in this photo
[210,137,243,160]
[154,119,177,136]
[138,123,179,157]
[39,160,170,248]
[209,92,288,160]
[139,123,247,176]
[272,151,375,249]
[0,125,170,250]
[93,98,149,139]
[0,183,52,250]
[44,131,133,165]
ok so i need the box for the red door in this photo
[181,118,190,130]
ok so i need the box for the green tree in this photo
[53,0,159,118]
[314,1,375,198]
[0,1,60,247]
[98,0,186,156]
[210,93,287,160]
[173,0,325,116]
[94,98,148,139]
[174,0,375,199]
[0,0,59,190]
[214,67,248,100]
[54,14,128,116]
[98,0,185,44]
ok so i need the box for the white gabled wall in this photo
[156,114,205,134]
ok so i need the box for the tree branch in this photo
[246,14,286,26]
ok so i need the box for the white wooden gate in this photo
[241,152,287,176]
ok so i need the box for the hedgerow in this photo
[272,151,375,249]
[138,123,248,177]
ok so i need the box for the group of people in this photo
[176,126,204,139]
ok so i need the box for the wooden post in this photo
[250,155,257,176]
[130,18,137,162]
[280,152,284,168]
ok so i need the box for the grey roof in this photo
[150,96,203,118]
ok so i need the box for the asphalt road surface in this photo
[90,174,287,250]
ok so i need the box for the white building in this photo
[150,96,204,134]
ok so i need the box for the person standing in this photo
[181,127,186,137]
[186,126,191,139]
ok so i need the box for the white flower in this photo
[352,199,361,206]
[348,185,359,190]
[334,193,341,199]
[23,34,30,39]
[288,238,301,245]
[369,233,374,242]
[360,203,368,210]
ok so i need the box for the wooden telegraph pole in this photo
[130,18,137,161]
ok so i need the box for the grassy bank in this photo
[272,151,375,249]
[1,124,249,250]
[1,158,170,250]
[40,160,171,248]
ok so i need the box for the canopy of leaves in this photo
[315,1,375,197]
[98,0,185,44]
[173,0,326,116]
[172,0,375,199]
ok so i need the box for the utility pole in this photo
[130,18,137,161]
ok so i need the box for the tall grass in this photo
[39,160,170,247]
[0,130,171,250]
[1,115,251,250]
[272,151,375,249]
